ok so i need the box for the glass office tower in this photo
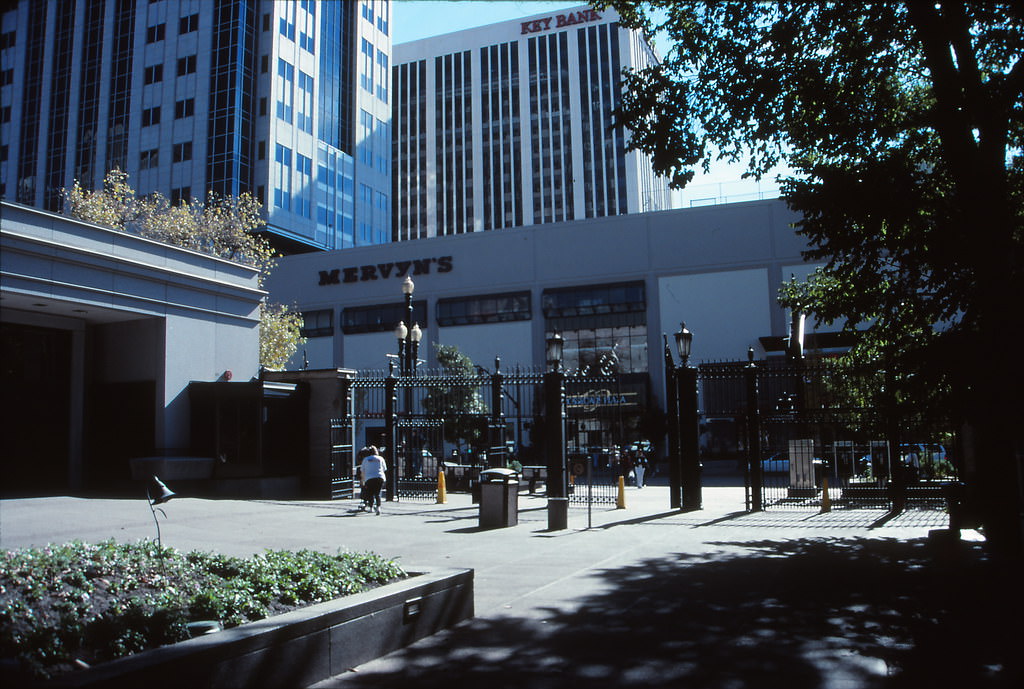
[0,0,392,253]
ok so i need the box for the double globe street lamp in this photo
[393,276,423,484]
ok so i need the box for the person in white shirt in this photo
[358,446,387,515]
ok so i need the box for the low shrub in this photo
[0,541,405,680]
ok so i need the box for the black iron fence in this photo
[698,357,960,511]
[329,362,630,507]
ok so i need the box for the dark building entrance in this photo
[1,322,72,496]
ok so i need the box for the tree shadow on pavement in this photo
[321,537,1021,689]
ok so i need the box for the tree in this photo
[602,1,1023,554]
[63,170,304,370]
[420,344,488,452]
[259,303,305,372]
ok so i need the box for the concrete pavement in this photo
[2,474,1019,689]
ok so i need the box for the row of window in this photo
[137,141,191,167]
[144,14,198,45]
[361,0,389,35]
[305,284,644,338]
[142,54,196,85]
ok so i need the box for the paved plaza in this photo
[1,473,1019,689]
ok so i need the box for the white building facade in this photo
[392,4,674,241]
[269,200,829,416]
[0,0,393,253]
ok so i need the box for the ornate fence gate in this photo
[698,355,960,512]
[328,361,624,506]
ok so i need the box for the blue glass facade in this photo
[0,0,391,254]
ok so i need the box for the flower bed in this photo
[0,541,406,682]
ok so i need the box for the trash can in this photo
[479,468,519,529]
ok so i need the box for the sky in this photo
[389,1,782,204]
[391,1,584,44]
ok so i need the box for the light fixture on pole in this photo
[544,332,568,529]
[546,332,564,372]
[671,322,702,511]
[146,475,176,550]
[674,322,693,367]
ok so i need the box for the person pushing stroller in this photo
[357,445,387,514]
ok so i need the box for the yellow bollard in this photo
[436,470,447,504]
[616,475,626,509]
[820,476,831,513]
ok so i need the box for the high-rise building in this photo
[0,0,392,253]
[392,4,673,241]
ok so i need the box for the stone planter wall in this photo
[44,567,473,688]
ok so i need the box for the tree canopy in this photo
[421,344,488,450]
[63,170,304,370]
[602,1,1022,553]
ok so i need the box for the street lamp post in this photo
[393,276,423,480]
[545,332,568,530]
[672,323,702,511]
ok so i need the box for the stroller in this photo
[358,482,373,511]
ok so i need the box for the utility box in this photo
[479,468,519,529]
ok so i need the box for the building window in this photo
[258,140,266,160]
[300,31,314,53]
[141,106,161,127]
[179,13,198,34]
[279,15,295,41]
[359,110,373,165]
[174,97,194,119]
[360,39,373,92]
[542,281,649,373]
[342,302,428,335]
[262,13,270,32]
[377,1,389,35]
[297,71,313,133]
[0,68,12,86]
[276,59,294,123]
[145,23,165,43]
[274,144,292,210]
[143,64,163,84]
[170,186,191,205]
[296,153,312,218]
[172,141,192,163]
[176,54,197,76]
[541,281,646,318]
[376,50,388,102]
[360,0,373,23]
[0,32,16,51]
[437,292,532,327]
[261,55,269,73]
[139,148,159,169]
[259,97,267,116]
[300,309,333,337]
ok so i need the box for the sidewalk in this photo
[1,483,1019,688]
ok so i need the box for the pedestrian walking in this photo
[634,450,648,488]
[358,445,387,515]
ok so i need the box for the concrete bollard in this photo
[820,476,831,513]
[616,475,626,509]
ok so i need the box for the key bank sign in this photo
[521,9,602,35]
